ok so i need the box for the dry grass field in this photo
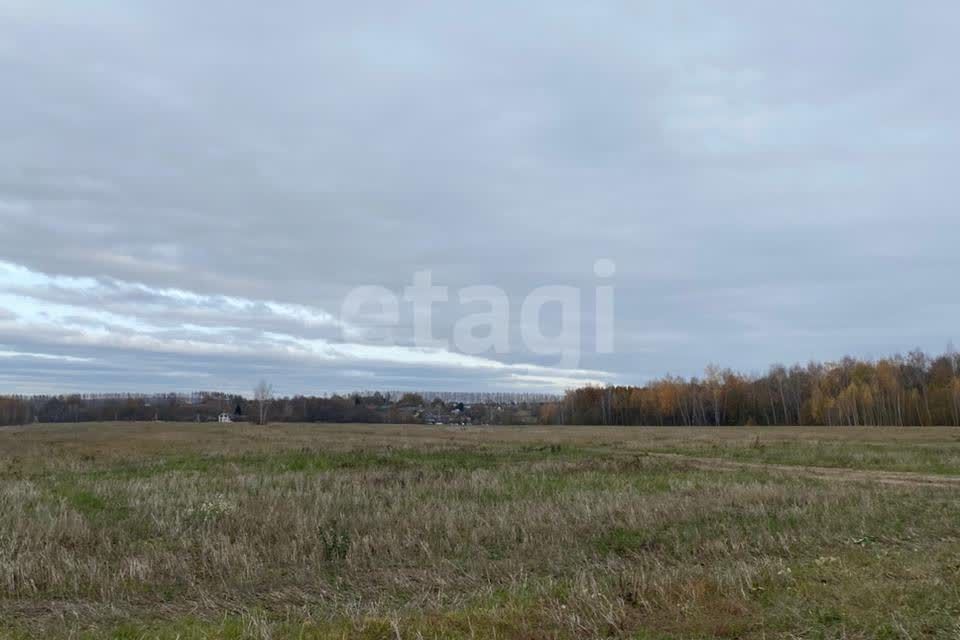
[2,423,960,639]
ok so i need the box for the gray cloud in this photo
[1,1,959,393]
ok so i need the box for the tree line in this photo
[541,349,960,426]
[4,349,960,427]
[0,392,386,426]
[0,390,537,426]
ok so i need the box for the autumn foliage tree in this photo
[0,396,32,426]
[545,349,960,427]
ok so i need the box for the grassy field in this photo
[2,423,960,639]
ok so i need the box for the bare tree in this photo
[704,364,725,426]
[254,380,273,425]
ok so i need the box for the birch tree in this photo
[254,380,273,425]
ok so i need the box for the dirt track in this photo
[643,451,960,489]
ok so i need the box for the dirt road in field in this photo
[640,452,960,489]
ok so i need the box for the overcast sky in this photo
[1,2,959,395]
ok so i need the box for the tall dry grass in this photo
[1,423,959,639]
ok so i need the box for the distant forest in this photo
[0,391,539,427]
[3,349,960,427]
[547,349,960,427]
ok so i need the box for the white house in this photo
[218,412,232,423]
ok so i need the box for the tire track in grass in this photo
[634,451,960,488]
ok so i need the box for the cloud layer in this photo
[0,261,610,393]
[2,2,960,393]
